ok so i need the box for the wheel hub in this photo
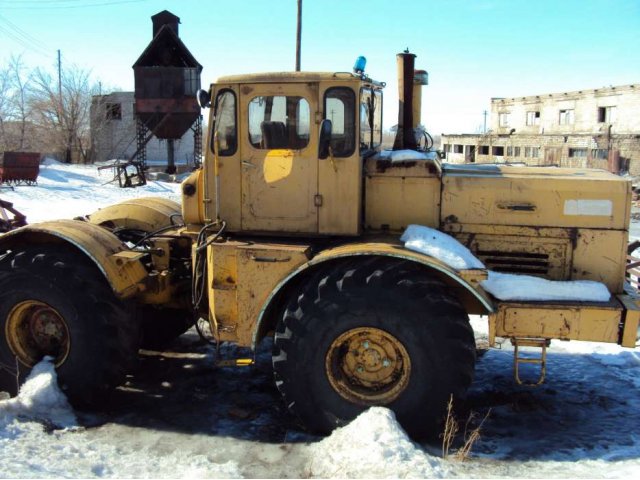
[325,327,411,405]
[6,300,70,367]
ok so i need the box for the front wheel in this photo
[272,259,476,440]
[0,247,140,406]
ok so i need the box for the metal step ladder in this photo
[511,337,550,386]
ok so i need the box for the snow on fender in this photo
[400,224,611,302]
[400,224,485,270]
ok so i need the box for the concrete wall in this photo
[90,92,197,167]
[491,84,640,135]
[442,83,640,174]
[441,133,640,174]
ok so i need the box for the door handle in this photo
[242,160,256,168]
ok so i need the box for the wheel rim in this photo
[325,327,411,405]
[5,300,71,367]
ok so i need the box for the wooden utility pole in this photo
[295,0,302,71]
[57,49,62,106]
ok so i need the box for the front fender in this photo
[87,197,182,231]
[253,241,494,348]
[0,220,147,299]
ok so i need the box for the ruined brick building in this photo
[442,84,640,174]
[90,91,196,167]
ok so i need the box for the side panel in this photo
[207,240,311,345]
[572,229,627,293]
[364,158,441,232]
[491,300,622,343]
[365,176,440,231]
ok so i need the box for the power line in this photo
[0,0,149,9]
[0,13,48,51]
[0,16,50,57]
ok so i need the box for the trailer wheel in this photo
[139,306,194,349]
[0,247,139,406]
[272,258,476,440]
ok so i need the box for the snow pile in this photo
[0,357,77,429]
[401,224,485,270]
[0,358,242,478]
[307,407,448,478]
[481,271,611,302]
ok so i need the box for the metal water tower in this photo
[132,10,203,173]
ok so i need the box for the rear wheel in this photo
[0,247,139,406]
[272,258,476,440]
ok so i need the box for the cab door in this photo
[239,83,318,233]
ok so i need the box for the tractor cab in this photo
[189,71,387,236]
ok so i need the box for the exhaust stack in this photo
[392,51,417,151]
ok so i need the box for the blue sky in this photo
[1,0,638,133]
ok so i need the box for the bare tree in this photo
[29,63,98,163]
[0,65,10,149]
[8,55,30,150]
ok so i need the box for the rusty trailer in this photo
[0,152,40,186]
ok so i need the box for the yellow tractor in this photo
[0,52,637,439]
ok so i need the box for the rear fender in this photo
[253,242,494,348]
[0,220,147,299]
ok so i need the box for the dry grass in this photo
[441,395,491,461]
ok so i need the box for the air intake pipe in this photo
[393,51,417,150]
[393,51,429,151]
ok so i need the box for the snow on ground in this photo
[1,160,181,223]
[0,162,639,478]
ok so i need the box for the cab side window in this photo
[360,88,382,153]
[248,95,310,150]
[324,87,356,157]
[212,90,237,156]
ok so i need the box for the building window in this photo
[493,146,504,156]
[506,146,521,157]
[524,147,539,158]
[499,113,510,127]
[479,145,489,155]
[531,147,539,157]
[597,106,616,123]
[454,144,464,153]
[106,103,122,120]
[559,109,574,125]
[443,144,451,153]
[569,148,588,158]
[591,148,608,160]
[183,68,199,96]
[526,111,540,126]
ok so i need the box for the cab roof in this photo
[214,71,381,85]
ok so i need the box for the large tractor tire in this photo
[272,258,476,440]
[0,246,139,406]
